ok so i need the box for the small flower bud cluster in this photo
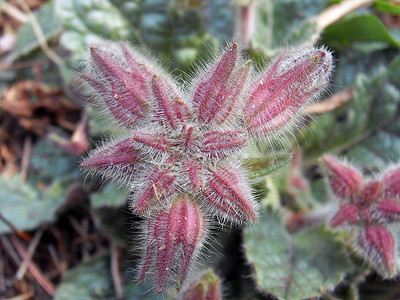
[322,155,400,278]
[80,41,333,292]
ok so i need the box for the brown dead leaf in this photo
[1,80,81,136]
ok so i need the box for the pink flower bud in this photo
[244,48,333,139]
[134,167,177,214]
[203,166,258,223]
[132,132,172,153]
[81,42,336,292]
[361,180,384,204]
[82,46,152,128]
[201,130,247,158]
[374,199,400,223]
[192,43,239,125]
[150,74,190,129]
[80,138,140,172]
[330,203,359,228]
[321,155,361,198]
[384,167,400,198]
[321,156,400,278]
[357,225,397,278]
[137,198,207,293]
[182,159,204,188]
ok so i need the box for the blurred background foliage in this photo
[0,0,400,299]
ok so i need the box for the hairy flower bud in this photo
[321,155,361,198]
[330,203,359,228]
[357,225,397,278]
[82,44,154,128]
[137,198,207,293]
[384,167,400,198]
[244,48,333,139]
[203,166,257,222]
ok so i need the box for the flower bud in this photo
[203,166,258,223]
[384,167,400,198]
[321,155,361,198]
[82,44,153,128]
[357,225,397,278]
[330,203,359,228]
[244,48,333,139]
[137,198,207,293]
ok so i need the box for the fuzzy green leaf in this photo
[345,119,400,169]
[245,211,352,300]
[55,0,220,72]
[0,175,65,233]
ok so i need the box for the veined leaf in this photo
[245,210,352,300]
[0,138,80,233]
[301,54,400,166]
[54,255,164,299]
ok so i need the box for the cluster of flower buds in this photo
[80,41,333,292]
[321,155,400,278]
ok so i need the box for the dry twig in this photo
[16,229,43,280]
[111,242,123,299]
[16,0,63,66]
[10,235,55,296]
[0,2,29,23]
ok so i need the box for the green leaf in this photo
[301,54,400,166]
[55,255,164,299]
[55,0,221,74]
[55,0,136,63]
[7,1,62,63]
[0,175,64,233]
[54,255,114,300]
[245,211,352,300]
[251,0,326,54]
[345,120,400,170]
[91,183,127,208]
[374,1,400,15]
[30,138,81,184]
[323,14,400,48]
[244,153,292,178]
[0,139,80,233]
